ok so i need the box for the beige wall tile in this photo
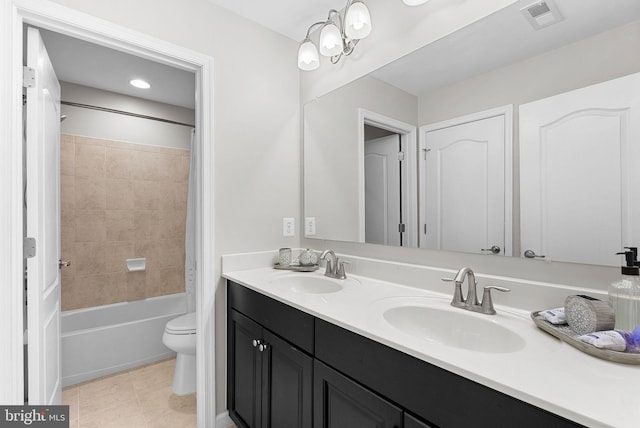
[68,274,107,309]
[75,210,107,243]
[132,150,160,181]
[126,271,146,301]
[158,239,184,269]
[133,180,159,210]
[160,182,188,211]
[75,177,106,210]
[61,175,75,212]
[105,241,135,273]
[62,135,188,309]
[75,142,105,177]
[75,242,106,276]
[60,139,75,177]
[106,211,134,242]
[105,147,132,179]
[133,210,160,241]
[106,178,134,210]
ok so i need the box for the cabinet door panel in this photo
[262,330,313,428]
[229,310,263,428]
[314,360,402,428]
[405,414,435,428]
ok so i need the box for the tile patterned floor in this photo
[62,358,197,428]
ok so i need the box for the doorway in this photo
[358,109,418,247]
[3,2,215,425]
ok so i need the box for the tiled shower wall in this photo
[60,134,190,311]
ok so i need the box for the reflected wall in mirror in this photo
[303,0,640,266]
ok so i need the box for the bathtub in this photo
[61,293,187,387]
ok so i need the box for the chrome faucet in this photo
[320,249,348,279]
[441,267,510,315]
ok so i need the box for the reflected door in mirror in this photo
[520,72,640,266]
[420,108,511,255]
[365,134,403,246]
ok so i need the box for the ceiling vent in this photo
[521,0,564,30]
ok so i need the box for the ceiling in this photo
[205,0,342,41]
[37,0,640,109]
[38,29,196,109]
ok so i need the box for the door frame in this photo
[0,0,216,425]
[358,109,418,247]
[418,105,513,255]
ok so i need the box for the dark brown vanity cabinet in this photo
[227,281,583,428]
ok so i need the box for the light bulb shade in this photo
[298,39,319,71]
[345,1,372,40]
[319,23,343,57]
[403,0,430,5]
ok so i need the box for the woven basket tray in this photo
[531,311,640,365]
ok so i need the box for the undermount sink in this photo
[270,274,356,294]
[379,299,526,353]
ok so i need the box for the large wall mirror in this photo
[303,0,640,266]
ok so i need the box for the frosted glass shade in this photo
[403,0,430,5]
[298,39,319,71]
[319,23,343,57]
[345,1,372,40]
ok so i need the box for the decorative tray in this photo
[531,311,640,365]
[273,263,319,272]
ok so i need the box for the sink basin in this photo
[382,303,526,353]
[270,274,355,294]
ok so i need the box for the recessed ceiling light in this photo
[130,79,151,89]
[403,0,430,5]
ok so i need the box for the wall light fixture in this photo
[297,0,372,71]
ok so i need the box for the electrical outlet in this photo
[283,217,295,237]
[305,217,316,236]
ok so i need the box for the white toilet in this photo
[162,312,196,395]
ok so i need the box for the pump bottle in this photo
[609,247,640,331]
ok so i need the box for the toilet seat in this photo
[165,312,196,335]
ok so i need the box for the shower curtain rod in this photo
[61,100,195,128]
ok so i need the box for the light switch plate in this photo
[305,217,316,236]
[283,217,295,237]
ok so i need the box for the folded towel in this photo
[540,307,567,325]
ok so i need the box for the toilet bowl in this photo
[162,312,196,395]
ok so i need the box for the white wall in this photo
[304,76,417,242]
[48,0,301,416]
[60,81,195,149]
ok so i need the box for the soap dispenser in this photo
[609,248,640,331]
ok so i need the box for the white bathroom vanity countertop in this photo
[222,254,640,428]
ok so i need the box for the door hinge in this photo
[424,224,427,235]
[24,237,36,259]
[422,148,431,160]
[23,66,36,88]
[397,151,405,161]
[398,223,406,233]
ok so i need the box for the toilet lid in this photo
[165,312,196,334]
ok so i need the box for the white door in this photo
[26,27,62,405]
[520,72,640,266]
[365,134,402,246]
[420,108,512,255]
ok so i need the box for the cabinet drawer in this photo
[228,281,314,354]
[315,319,583,428]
